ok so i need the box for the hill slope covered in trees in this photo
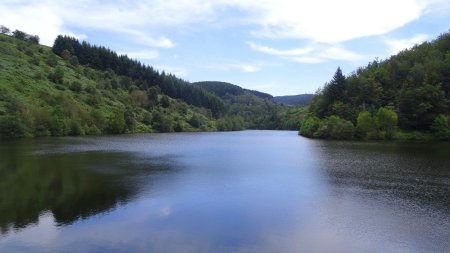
[274,94,314,106]
[0,32,234,137]
[0,30,306,137]
[194,81,305,130]
[300,32,450,140]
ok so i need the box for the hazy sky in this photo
[1,0,449,95]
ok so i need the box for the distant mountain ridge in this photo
[274,94,314,106]
[193,81,273,100]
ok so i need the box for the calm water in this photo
[0,130,449,253]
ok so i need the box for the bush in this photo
[356,108,399,140]
[46,53,58,67]
[48,66,64,84]
[431,115,450,140]
[188,115,202,128]
[0,115,28,137]
[151,110,173,132]
[105,109,125,134]
[69,81,82,92]
[356,111,379,139]
[160,95,170,108]
[313,116,354,140]
[376,107,398,139]
[299,116,320,137]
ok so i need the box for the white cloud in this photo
[248,42,363,64]
[0,4,63,45]
[203,62,264,73]
[242,0,426,43]
[121,30,175,48]
[1,0,442,47]
[385,34,429,54]
[319,47,362,61]
[290,57,325,64]
[232,64,262,73]
[247,42,314,57]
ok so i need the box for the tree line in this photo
[301,32,450,140]
[0,25,39,44]
[52,35,225,117]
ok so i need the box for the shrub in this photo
[69,81,82,92]
[431,115,450,140]
[376,107,398,139]
[0,115,28,137]
[48,66,64,84]
[299,116,320,137]
[313,116,354,140]
[356,111,379,139]
[105,109,125,134]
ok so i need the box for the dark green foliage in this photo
[305,32,450,140]
[274,94,314,106]
[12,30,26,40]
[187,115,202,128]
[151,110,173,132]
[0,32,227,137]
[0,115,28,137]
[300,116,354,140]
[69,56,79,66]
[195,81,300,130]
[299,116,320,137]
[160,95,170,108]
[52,35,226,117]
[46,53,58,67]
[106,109,126,134]
[12,29,39,44]
[0,25,10,35]
[398,84,447,130]
[194,81,273,99]
[1,30,310,137]
[48,66,64,84]
[356,111,380,139]
[376,107,398,139]
[431,115,450,140]
[216,115,245,131]
[124,109,135,131]
[69,81,82,92]
[68,120,83,136]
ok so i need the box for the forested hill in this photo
[193,81,273,100]
[0,31,234,137]
[301,31,450,140]
[274,94,314,106]
[52,35,225,117]
[0,29,306,137]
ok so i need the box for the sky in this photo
[1,0,449,96]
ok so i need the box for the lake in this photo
[0,130,449,253]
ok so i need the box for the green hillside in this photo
[0,31,308,138]
[301,32,450,140]
[194,81,304,130]
[274,94,314,106]
[0,33,225,137]
[194,81,273,100]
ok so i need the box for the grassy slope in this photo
[0,34,216,137]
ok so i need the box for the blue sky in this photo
[1,0,449,95]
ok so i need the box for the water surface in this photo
[0,131,449,252]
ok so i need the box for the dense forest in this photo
[300,32,450,140]
[194,81,304,130]
[274,94,314,106]
[0,28,303,138]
